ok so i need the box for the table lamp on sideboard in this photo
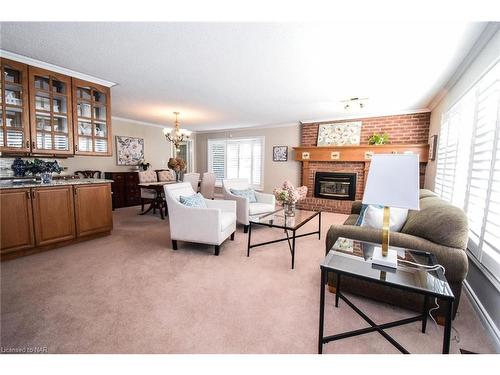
[362,154,420,269]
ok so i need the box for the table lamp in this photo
[362,154,420,268]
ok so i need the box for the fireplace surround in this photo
[314,172,357,200]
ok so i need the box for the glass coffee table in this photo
[247,208,321,269]
[318,237,455,354]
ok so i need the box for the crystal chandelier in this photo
[162,112,191,150]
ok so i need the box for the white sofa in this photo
[222,178,275,233]
[164,182,236,255]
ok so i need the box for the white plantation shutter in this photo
[466,62,500,277]
[207,137,264,188]
[208,141,226,182]
[435,60,500,280]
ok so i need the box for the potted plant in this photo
[138,160,151,171]
[368,133,389,145]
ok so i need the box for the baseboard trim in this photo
[463,280,500,352]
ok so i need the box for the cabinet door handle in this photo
[32,141,36,149]
[26,140,30,148]
[25,190,30,199]
[75,144,78,152]
[32,191,36,199]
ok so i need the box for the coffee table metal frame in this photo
[247,209,321,269]
[318,246,455,354]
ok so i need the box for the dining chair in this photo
[200,172,216,199]
[183,173,200,192]
[156,169,176,182]
[138,169,159,212]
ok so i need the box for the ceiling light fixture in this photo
[342,97,369,111]
[162,112,191,150]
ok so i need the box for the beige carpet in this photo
[0,207,496,354]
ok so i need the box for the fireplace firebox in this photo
[314,172,357,200]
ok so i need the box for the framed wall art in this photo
[317,121,362,146]
[115,136,145,165]
[429,134,438,161]
[273,146,288,161]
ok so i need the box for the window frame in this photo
[434,58,500,288]
[207,136,265,190]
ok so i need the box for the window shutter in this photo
[208,140,226,183]
[467,62,500,277]
[207,137,264,188]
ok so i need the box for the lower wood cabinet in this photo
[0,188,35,254]
[32,186,76,246]
[0,182,113,260]
[74,184,113,237]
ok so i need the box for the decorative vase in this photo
[41,172,53,184]
[284,202,296,217]
[11,158,26,177]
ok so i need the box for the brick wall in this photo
[301,112,430,147]
[298,112,431,214]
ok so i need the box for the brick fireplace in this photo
[295,112,431,214]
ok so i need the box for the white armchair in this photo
[222,178,275,233]
[164,182,236,255]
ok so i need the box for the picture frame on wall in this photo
[429,134,438,161]
[115,136,145,165]
[273,146,288,162]
[317,121,362,146]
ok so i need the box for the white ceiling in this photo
[0,22,487,131]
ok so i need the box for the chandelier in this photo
[162,112,191,150]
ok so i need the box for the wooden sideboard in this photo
[104,172,141,208]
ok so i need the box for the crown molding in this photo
[300,108,431,125]
[195,121,300,134]
[428,22,500,111]
[112,116,169,129]
[0,49,117,88]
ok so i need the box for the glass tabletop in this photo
[249,208,320,230]
[322,237,454,299]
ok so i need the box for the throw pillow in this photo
[179,193,207,208]
[230,188,257,203]
[360,205,408,232]
[355,204,369,226]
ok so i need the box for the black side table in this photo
[318,237,455,354]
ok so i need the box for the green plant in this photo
[368,133,389,145]
[138,161,151,171]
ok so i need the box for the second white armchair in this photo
[222,178,275,233]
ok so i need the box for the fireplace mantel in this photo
[293,143,429,163]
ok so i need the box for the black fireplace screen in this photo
[314,172,357,200]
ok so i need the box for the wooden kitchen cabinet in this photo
[28,66,74,155]
[0,58,31,153]
[72,78,112,156]
[0,188,35,253]
[32,185,76,246]
[74,183,113,237]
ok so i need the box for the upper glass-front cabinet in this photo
[29,66,73,155]
[72,79,111,156]
[0,58,31,153]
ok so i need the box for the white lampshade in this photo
[362,154,420,210]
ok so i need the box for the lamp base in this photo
[371,247,398,269]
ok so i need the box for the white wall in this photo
[195,125,301,193]
[425,28,500,190]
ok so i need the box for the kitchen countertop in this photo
[0,178,113,190]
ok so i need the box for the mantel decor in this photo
[317,122,362,146]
